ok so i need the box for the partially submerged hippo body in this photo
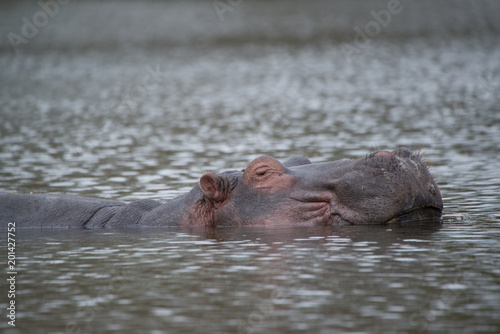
[0,148,443,228]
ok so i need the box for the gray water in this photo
[1,0,500,333]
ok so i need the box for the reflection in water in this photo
[1,0,500,333]
[10,222,500,333]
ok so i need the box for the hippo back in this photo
[0,193,126,228]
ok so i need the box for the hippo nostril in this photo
[374,151,393,158]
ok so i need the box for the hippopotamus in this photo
[0,148,443,228]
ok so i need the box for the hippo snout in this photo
[363,148,443,223]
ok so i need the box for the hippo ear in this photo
[200,173,227,203]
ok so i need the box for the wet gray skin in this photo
[0,148,442,228]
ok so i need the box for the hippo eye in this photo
[254,166,271,177]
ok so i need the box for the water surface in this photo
[1,0,499,333]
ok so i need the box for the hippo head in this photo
[197,148,443,226]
